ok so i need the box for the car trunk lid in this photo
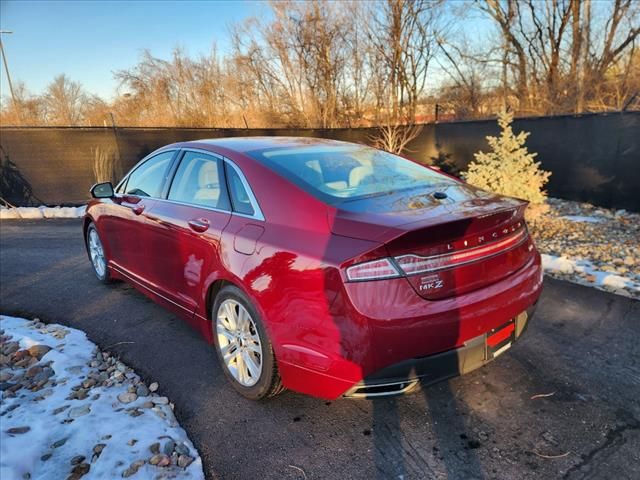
[331,182,534,299]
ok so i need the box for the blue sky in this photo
[0,0,496,102]
[0,0,268,100]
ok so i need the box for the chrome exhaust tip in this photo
[343,379,419,399]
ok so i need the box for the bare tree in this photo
[0,82,45,126]
[479,0,640,114]
[231,0,354,128]
[42,74,86,125]
[2,0,638,126]
[436,36,496,118]
[479,0,532,111]
[369,122,423,154]
[365,0,443,153]
[367,0,444,121]
[115,47,231,127]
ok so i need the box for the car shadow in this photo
[370,378,485,479]
[345,207,486,479]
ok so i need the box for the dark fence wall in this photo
[1,111,638,210]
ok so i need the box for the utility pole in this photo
[0,30,16,107]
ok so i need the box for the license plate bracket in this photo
[486,320,516,360]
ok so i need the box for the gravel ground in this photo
[0,316,203,480]
[530,198,640,298]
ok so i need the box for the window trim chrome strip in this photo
[152,196,231,215]
[152,195,265,222]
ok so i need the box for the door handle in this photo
[188,218,210,233]
[132,204,145,215]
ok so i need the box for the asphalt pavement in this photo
[1,219,639,480]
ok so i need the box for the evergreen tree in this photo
[463,111,551,204]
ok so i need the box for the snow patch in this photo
[0,315,204,480]
[541,255,575,274]
[560,215,605,223]
[541,254,640,297]
[0,206,86,220]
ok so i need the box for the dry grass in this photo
[92,146,122,184]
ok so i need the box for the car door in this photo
[100,150,176,278]
[141,150,232,315]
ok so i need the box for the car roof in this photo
[180,136,354,154]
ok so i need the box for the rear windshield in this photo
[248,144,454,204]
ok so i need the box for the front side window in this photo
[168,151,230,211]
[248,145,455,205]
[124,151,174,198]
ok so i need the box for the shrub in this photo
[0,146,41,206]
[92,145,122,184]
[463,111,551,205]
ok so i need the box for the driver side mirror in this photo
[90,182,115,199]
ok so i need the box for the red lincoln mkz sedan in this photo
[85,137,542,400]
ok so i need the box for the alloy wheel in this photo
[88,228,106,278]
[216,299,263,387]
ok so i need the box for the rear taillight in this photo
[344,227,528,282]
[345,258,401,281]
[395,228,527,275]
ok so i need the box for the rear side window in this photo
[124,151,174,197]
[168,151,231,211]
[248,145,454,205]
[225,164,255,216]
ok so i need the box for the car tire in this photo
[212,285,284,400]
[86,223,112,284]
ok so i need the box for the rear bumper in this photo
[343,303,536,398]
[277,253,543,400]
[344,253,543,373]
